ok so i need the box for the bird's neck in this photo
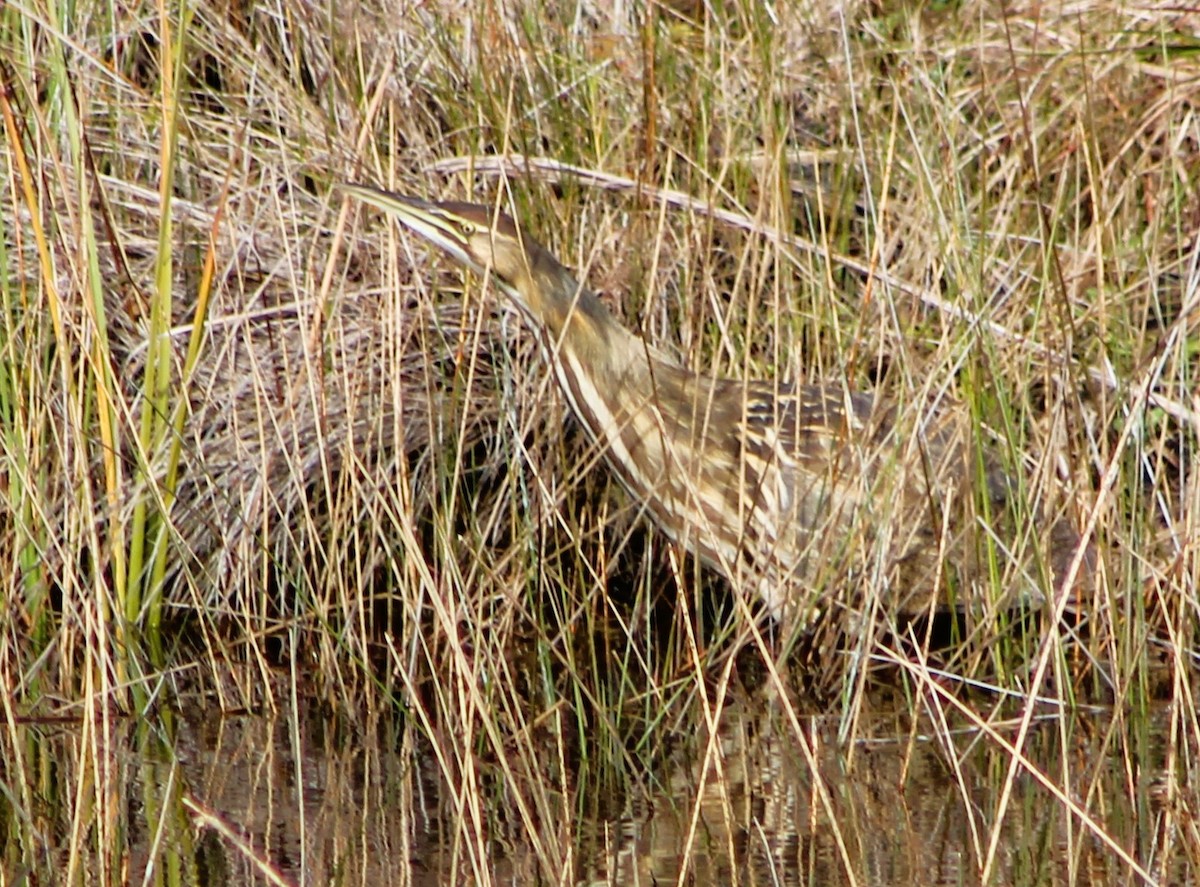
[517,253,646,380]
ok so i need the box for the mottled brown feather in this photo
[347,187,1093,623]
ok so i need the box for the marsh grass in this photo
[1,0,1197,883]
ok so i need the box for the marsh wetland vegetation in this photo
[1,1,1198,884]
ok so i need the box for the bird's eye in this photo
[460,222,477,236]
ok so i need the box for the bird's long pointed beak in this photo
[340,183,483,276]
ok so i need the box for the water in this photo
[13,671,1184,885]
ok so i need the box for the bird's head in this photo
[342,184,536,303]
[344,183,626,358]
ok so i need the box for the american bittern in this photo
[344,184,1089,621]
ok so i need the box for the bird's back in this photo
[581,355,1086,621]
[343,186,1091,624]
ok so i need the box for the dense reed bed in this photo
[1,1,1196,882]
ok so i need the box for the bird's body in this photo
[345,185,1087,620]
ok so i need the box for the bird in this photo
[342,183,1089,624]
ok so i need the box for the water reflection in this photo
[575,697,1132,886]
[103,681,1186,885]
[12,668,1186,883]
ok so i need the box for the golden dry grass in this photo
[0,0,1197,883]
